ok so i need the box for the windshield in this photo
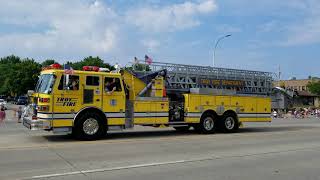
[35,74,55,94]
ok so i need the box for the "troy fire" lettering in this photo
[56,98,76,106]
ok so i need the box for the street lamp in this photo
[213,34,232,67]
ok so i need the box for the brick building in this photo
[273,78,320,108]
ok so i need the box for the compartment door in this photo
[133,101,154,125]
[83,75,102,109]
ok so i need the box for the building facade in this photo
[273,79,320,108]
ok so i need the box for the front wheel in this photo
[74,112,106,140]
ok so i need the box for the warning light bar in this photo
[42,63,62,70]
[83,66,100,72]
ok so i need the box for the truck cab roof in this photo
[41,69,122,77]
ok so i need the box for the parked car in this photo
[0,95,6,101]
[6,96,13,103]
[12,96,19,104]
[16,96,28,105]
[0,99,7,110]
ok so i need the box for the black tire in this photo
[74,112,106,140]
[196,114,216,134]
[220,113,239,133]
[173,126,190,132]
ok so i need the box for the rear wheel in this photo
[221,113,239,133]
[74,112,106,140]
[195,114,216,134]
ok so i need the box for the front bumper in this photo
[23,117,47,130]
[23,117,71,134]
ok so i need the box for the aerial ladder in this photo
[131,61,273,96]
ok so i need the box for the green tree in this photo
[41,59,57,67]
[279,81,285,88]
[0,55,118,96]
[0,55,21,95]
[307,81,320,95]
[8,58,41,96]
[68,56,115,71]
[126,63,151,71]
[0,55,21,64]
[0,55,41,96]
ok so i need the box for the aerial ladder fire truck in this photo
[23,61,272,140]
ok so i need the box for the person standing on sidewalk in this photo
[272,110,278,118]
[17,106,22,123]
[0,105,6,127]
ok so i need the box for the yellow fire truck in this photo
[23,61,272,140]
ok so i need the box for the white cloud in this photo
[0,0,219,60]
[197,0,217,13]
[0,0,118,59]
[126,0,217,32]
[283,20,320,46]
[215,24,242,33]
[225,0,320,47]
[221,0,307,17]
[282,0,320,46]
[141,39,160,52]
[93,27,118,53]
[257,21,279,33]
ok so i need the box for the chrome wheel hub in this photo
[225,117,235,130]
[83,118,99,135]
[203,117,214,131]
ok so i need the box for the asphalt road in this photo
[1,105,320,180]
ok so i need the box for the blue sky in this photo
[0,0,319,79]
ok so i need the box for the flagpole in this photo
[63,64,66,90]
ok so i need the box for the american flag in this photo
[145,55,153,65]
[64,64,74,75]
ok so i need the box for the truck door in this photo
[53,74,82,128]
[83,75,102,108]
[103,77,126,125]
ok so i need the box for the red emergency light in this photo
[42,63,62,70]
[51,63,62,69]
[83,66,100,72]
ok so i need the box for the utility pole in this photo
[278,65,281,81]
